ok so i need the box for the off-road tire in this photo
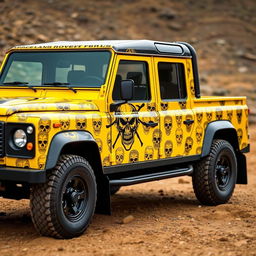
[192,139,237,205]
[110,185,121,195]
[30,154,97,239]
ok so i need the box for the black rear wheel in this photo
[192,140,237,205]
[30,155,97,238]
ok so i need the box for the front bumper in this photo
[0,167,46,183]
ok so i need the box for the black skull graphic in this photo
[161,102,168,111]
[39,117,51,133]
[164,140,173,157]
[185,137,193,154]
[107,103,157,150]
[236,109,242,124]
[129,150,139,163]
[76,115,87,130]
[144,146,154,160]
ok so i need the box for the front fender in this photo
[45,131,96,170]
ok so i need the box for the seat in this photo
[127,72,147,100]
[158,65,179,99]
[127,72,142,85]
[67,70,86,85]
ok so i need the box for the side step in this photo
[109,165,193,186]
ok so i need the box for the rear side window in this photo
[112,60,151,101]
[158,62,187,100]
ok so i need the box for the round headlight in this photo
[13,129,27,148]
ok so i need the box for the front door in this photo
[108,55,159,166]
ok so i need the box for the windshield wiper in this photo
[2,81,37,92]
[3,81,29,85]
[43,82,77,93]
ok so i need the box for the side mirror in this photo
[120,79,134,101]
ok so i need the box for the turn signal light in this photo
[26,142,34,151]
[53,123,62,128]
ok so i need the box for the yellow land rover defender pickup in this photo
[0,40,249,238]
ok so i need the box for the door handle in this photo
[146,120,158,127]
[140,120,158,128]
[183,119,194,125]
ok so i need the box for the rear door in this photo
[153,57,195,159]
[108,55,160,166]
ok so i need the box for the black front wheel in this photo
[192,140,237,205]
[30,155,97,238]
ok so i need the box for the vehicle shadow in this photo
[0,190,199,238]
[110,190,198,215]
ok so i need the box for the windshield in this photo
[0,51,111,88]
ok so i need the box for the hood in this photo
[0,97,99,116]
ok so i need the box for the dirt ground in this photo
[0,127,255,256]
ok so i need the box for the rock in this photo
[158,8,176,20]
[122,215,135,224]
[242,233,255,239]
[25,10,35,15]
[37,34,48,41]
[241,53,256,61]
[234,240,248,247]
[178,178,189,184]
[168,22,182,31]
[200,74,208,84]
[216,39,226,46]
[219,237,228,242]
[213,88,230,96]
[71,12,78,18]
[58,247,64,251]
[149,6,158,13]
[0,40,6,47]
[238,66,248,73]
[158,189,164,196]
[76,15,89,23]
[235,50,244,57]
[57,29,65,35]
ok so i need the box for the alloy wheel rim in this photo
[215,154,231,191]
[62,175,88,222]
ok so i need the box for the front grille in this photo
[0,122,4,157]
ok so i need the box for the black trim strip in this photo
[177,42,200,98]
[201,121,236,157]
[104,155,200,174]
[109,165,193,186]
[45,130,96,170]
[241,144,250,153]
[0,167,45,183]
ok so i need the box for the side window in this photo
[158,62,187,100]
[112,60,151,101]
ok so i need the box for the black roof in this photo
[13,40,192,57]
[111,40,191,57]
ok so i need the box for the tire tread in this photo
[30,154,96,238]
[192,139,236,205]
